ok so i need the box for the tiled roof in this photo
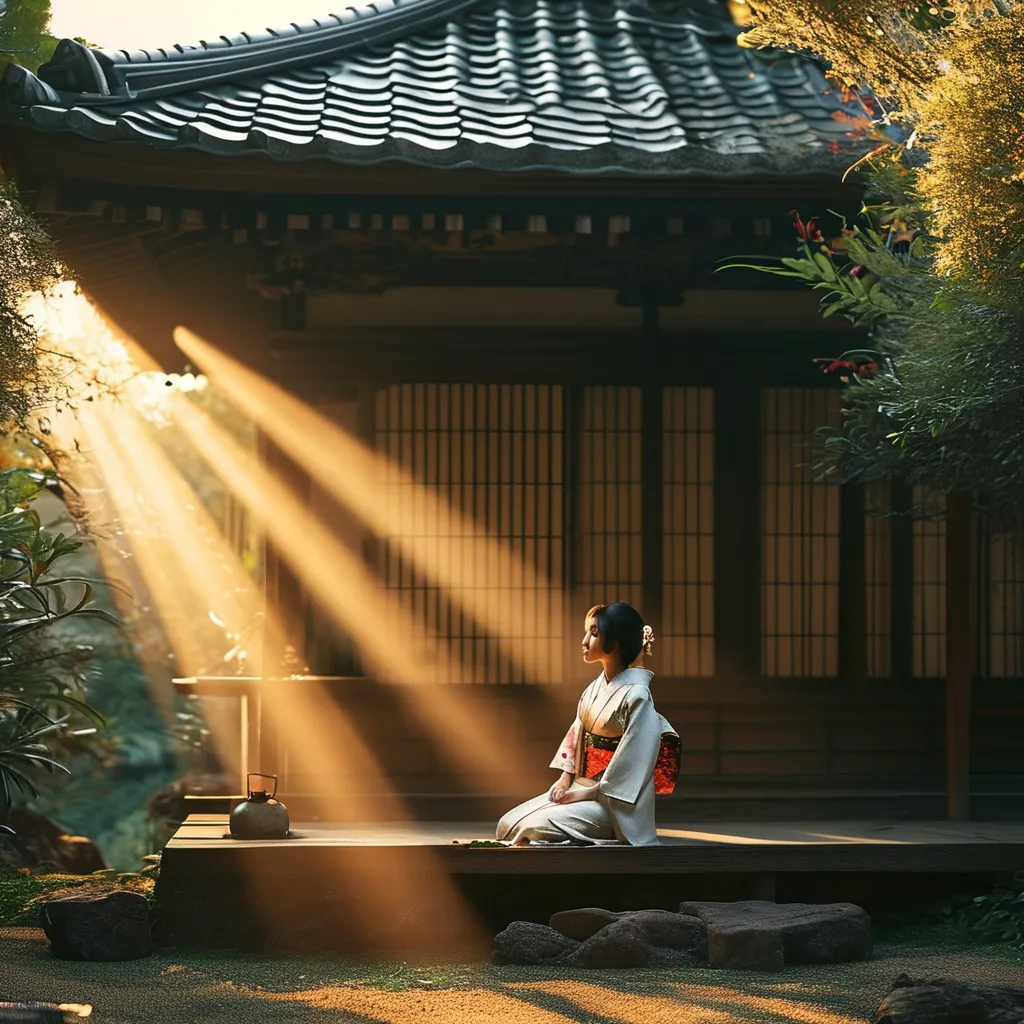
[0,0,861,177]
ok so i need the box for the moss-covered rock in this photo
[0,868,155,927]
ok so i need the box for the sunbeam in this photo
[174,328,576,693]
[169,392,547,792]
[31,285,485,949]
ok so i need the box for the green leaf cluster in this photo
[0,468,114,820]
[921,875,1024,950]
[724,185,1024,527]
[721,224,904,329]
[0,180,63,432]
[731,0,1024,521]
[0,0,58,74]
[966,888,1024,947]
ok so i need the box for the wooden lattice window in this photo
[909,495,1024,680]
[374,383,566,684]
[577,386,644,616]
[662,387,715,676]
[761,388,841,677]
[986,529,1024,677]
[912,487,946,678]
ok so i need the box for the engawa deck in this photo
[164,816,1024,874]
[154,816,1024,949]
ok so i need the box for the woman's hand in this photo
[555,785,599,805]
[548,772,573,803]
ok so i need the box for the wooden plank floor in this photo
[171,815,1024,847]
[164,816,1024,874]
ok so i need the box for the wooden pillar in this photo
[714,382,762,679]
[838,482,868,686]
[945,488,975,821]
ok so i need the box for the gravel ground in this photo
[2,928,1022,1024]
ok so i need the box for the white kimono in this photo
[495,667,678,846]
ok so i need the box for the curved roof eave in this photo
[34,0,488,105]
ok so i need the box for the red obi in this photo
[580,731,681,796]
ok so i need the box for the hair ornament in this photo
[641,624,655,658]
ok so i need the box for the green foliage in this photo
[0,0,57,74]
[0,866,155,926]
[897,875,1024,952]
[731,0,1024,520]
[738,0,1023,306]
[0,181,63,431]
[0,467,114,819]
[722,188,1024,527]
[963,886,1024,947]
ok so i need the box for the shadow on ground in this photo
[2,927,1022,1023]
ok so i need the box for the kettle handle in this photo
[247,773,278,799]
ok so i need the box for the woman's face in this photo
[581,616,604,663]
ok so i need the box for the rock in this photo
[550,908,706,956]
[0,1003,88,1023]
[573,918,652,969]
[146,771,234,828]
[506,900,866,972]
[51,835,107,876]
[492,921,578,965]
[0,809,106,874]
[707,917,785,972]
[875,975,1024,1023]
[648,946,707,968]
[40,889,152,961]
[549,907,620,941]
[679,900,871,970]
[628,910,707,956]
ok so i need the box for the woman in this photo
[495,602,679,847]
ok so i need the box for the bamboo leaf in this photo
[812,253,839,282]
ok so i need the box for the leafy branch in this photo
[0,468,116,824]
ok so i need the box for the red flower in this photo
[812,357,879,379]
[813,358,859,374]
[789,209,823,243]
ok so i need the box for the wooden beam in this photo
[0,126,866,202]
[945,488,975,821]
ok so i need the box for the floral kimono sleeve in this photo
[549,716,581,772]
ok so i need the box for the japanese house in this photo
[1,0,1020,820]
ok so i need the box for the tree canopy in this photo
[733,0,1024,522]
[0,182,62,432]
[0,0,58,74]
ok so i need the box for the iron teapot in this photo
[229,773,290,840]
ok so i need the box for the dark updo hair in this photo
[586,602,648,668]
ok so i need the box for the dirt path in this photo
[2,928,1021,1024]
